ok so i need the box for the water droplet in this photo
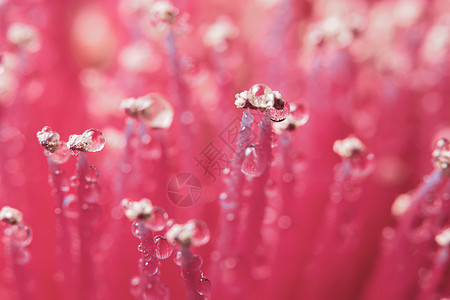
[248,84,274,108]
[49,142,71,164]
[196,277,211,295]
[241,145,265,177]
[14,248,30,265]
[82,182,101,203]
[6,223,32,247]
[140,94,174,129]
[242,109,254,124]
[82,129,105,152]
[269,101,290,122]
[289,103,309,127]
[146,207,168,231]
[85,166,99,182]
[173,251,182,266]
[143,259,159,276]
[185,220,210,247]
[154,235,173,259]
[62,194,79,219]
[132,222,142,238]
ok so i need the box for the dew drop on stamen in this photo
[132,222,142,238]
[241,145,265,177]
[186,219,210,247]
[290,103,309,127]
[269,101,290,122]
[154,235,173,259]
[49,142,71,164]
[82,129,106,152]
[63,194,79,219]
[248,84,274,108]
[143,259,159,276]
[140,94,174,129]
[146,206,168,231]
[196,277,211,295]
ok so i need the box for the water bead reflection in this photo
[185,219,210,247]
[146,206,168,231]
[241,144,265,177]
[196,277,211,295]
[49,142,71,164]
[154,235,173,259]
[248,84,275,109]
[82,129,106,152]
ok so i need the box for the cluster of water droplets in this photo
[67,128,105,156]
[273,102,310,133]
[241,143,266,177]
[239,84,291,122]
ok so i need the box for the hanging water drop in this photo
[146,206,168,231]
[82,129,106,152]
[143,259,159,276]
[131,222,142,238]
[154,235,173,259]
[241,144,265,177]
[63,194,79,219]
[289,103,309,127]
[140,94,174,129]
[196,277,211,295]
[49,142,71,164]
[269,100,290,122]
[185,219,210,247]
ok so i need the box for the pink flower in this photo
[0,0,449,299]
